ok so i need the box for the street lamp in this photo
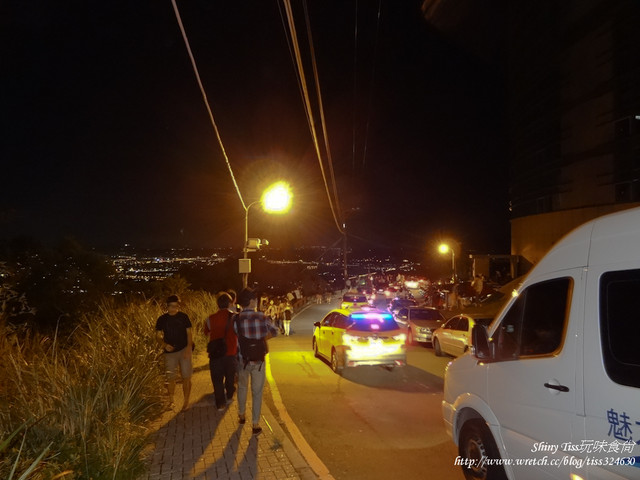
[438,243,456,282]
[241,181,293,288]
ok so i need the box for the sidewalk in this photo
[144,352,318,480]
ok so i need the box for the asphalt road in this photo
[266,298,466,480]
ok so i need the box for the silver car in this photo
[399,307,446,345]
[432,314,492,357]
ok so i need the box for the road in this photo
[266,298,465,480]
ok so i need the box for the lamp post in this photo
[241,181,292,288]
[438,243,456,282]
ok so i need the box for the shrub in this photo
[0,299,168,479]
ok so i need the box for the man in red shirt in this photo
[204,292,238,411]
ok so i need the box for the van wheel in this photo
[434,338,443,356]
[331,348,343,375]
[458,420,507,480]
[312,338,319,358]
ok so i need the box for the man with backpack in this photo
[204,292,238,411]
[234,287,278,435]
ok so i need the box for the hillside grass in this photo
[0,291,217,479]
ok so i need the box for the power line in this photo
[360,0,382,168]
[170,0,246,211]
[282,0,345,234]
[352,0,359,171]
[302,0,343,221]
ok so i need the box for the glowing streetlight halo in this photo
[437,242,456,282]
[261,181,293,214]
[241,180,293,288]
[438,243,450,255]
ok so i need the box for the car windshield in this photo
[410,309,442,321]
[347,312,399,332]
[344,295,367,303]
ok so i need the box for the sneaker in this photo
[217,404,226,412]
[252,426,262,435]
[226,397,233,405]
[238,415,246,425]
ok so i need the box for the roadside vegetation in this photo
[0,292,216,479]
[0,235,330,478]
[0,237,220,478]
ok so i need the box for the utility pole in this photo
[343,225,348,286]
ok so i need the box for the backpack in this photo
[206,312,230,359]
[234,313,268,368]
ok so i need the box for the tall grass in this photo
[0,291,218,479]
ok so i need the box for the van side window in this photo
[495,278,571,360]
[600,269,640,388]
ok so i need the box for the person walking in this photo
[155,295,193,412]
[283,301,293,336]
[234,288,278,435]
[471,274,484,303]
[204,292,238,411]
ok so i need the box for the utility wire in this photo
[170,0,246,211]
[302,0,343,221]
[352,0,359,171]
[282,0,344,234]
[276,0,315,143]
[361,0,382,169]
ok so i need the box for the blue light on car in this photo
[350,312,393,321]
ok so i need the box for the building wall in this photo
[422,0,640,267]
[511,203,640,266]
[509,0,640,266]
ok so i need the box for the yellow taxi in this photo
[312,308,407,374]
[340,292,370,310]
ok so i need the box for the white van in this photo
[442,207,640,480]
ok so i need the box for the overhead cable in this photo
[302,0,343,221]
[170,0,246,211]
[352,0,359,171]
[360,0,382,169]
[282,0,345,234]
[276,0,313,134]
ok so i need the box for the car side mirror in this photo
[472,324,492,360]
[314,321,321,327]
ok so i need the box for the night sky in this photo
[1,0,509,257]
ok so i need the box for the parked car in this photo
[432,314,492,357]
[340,293,370,310]
[312,308,407,374]
[387,297,417,317]
[443,206,640,480]
[400,306,446,345]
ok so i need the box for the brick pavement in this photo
[144,352,318,480]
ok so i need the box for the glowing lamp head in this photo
[261,181,293,214]
[438,243,450,255]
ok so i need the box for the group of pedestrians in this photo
[260,296,295,336]
[154,288,285,436]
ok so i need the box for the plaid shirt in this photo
[234,309,278,340]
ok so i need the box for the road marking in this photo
[266,355,335,480]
